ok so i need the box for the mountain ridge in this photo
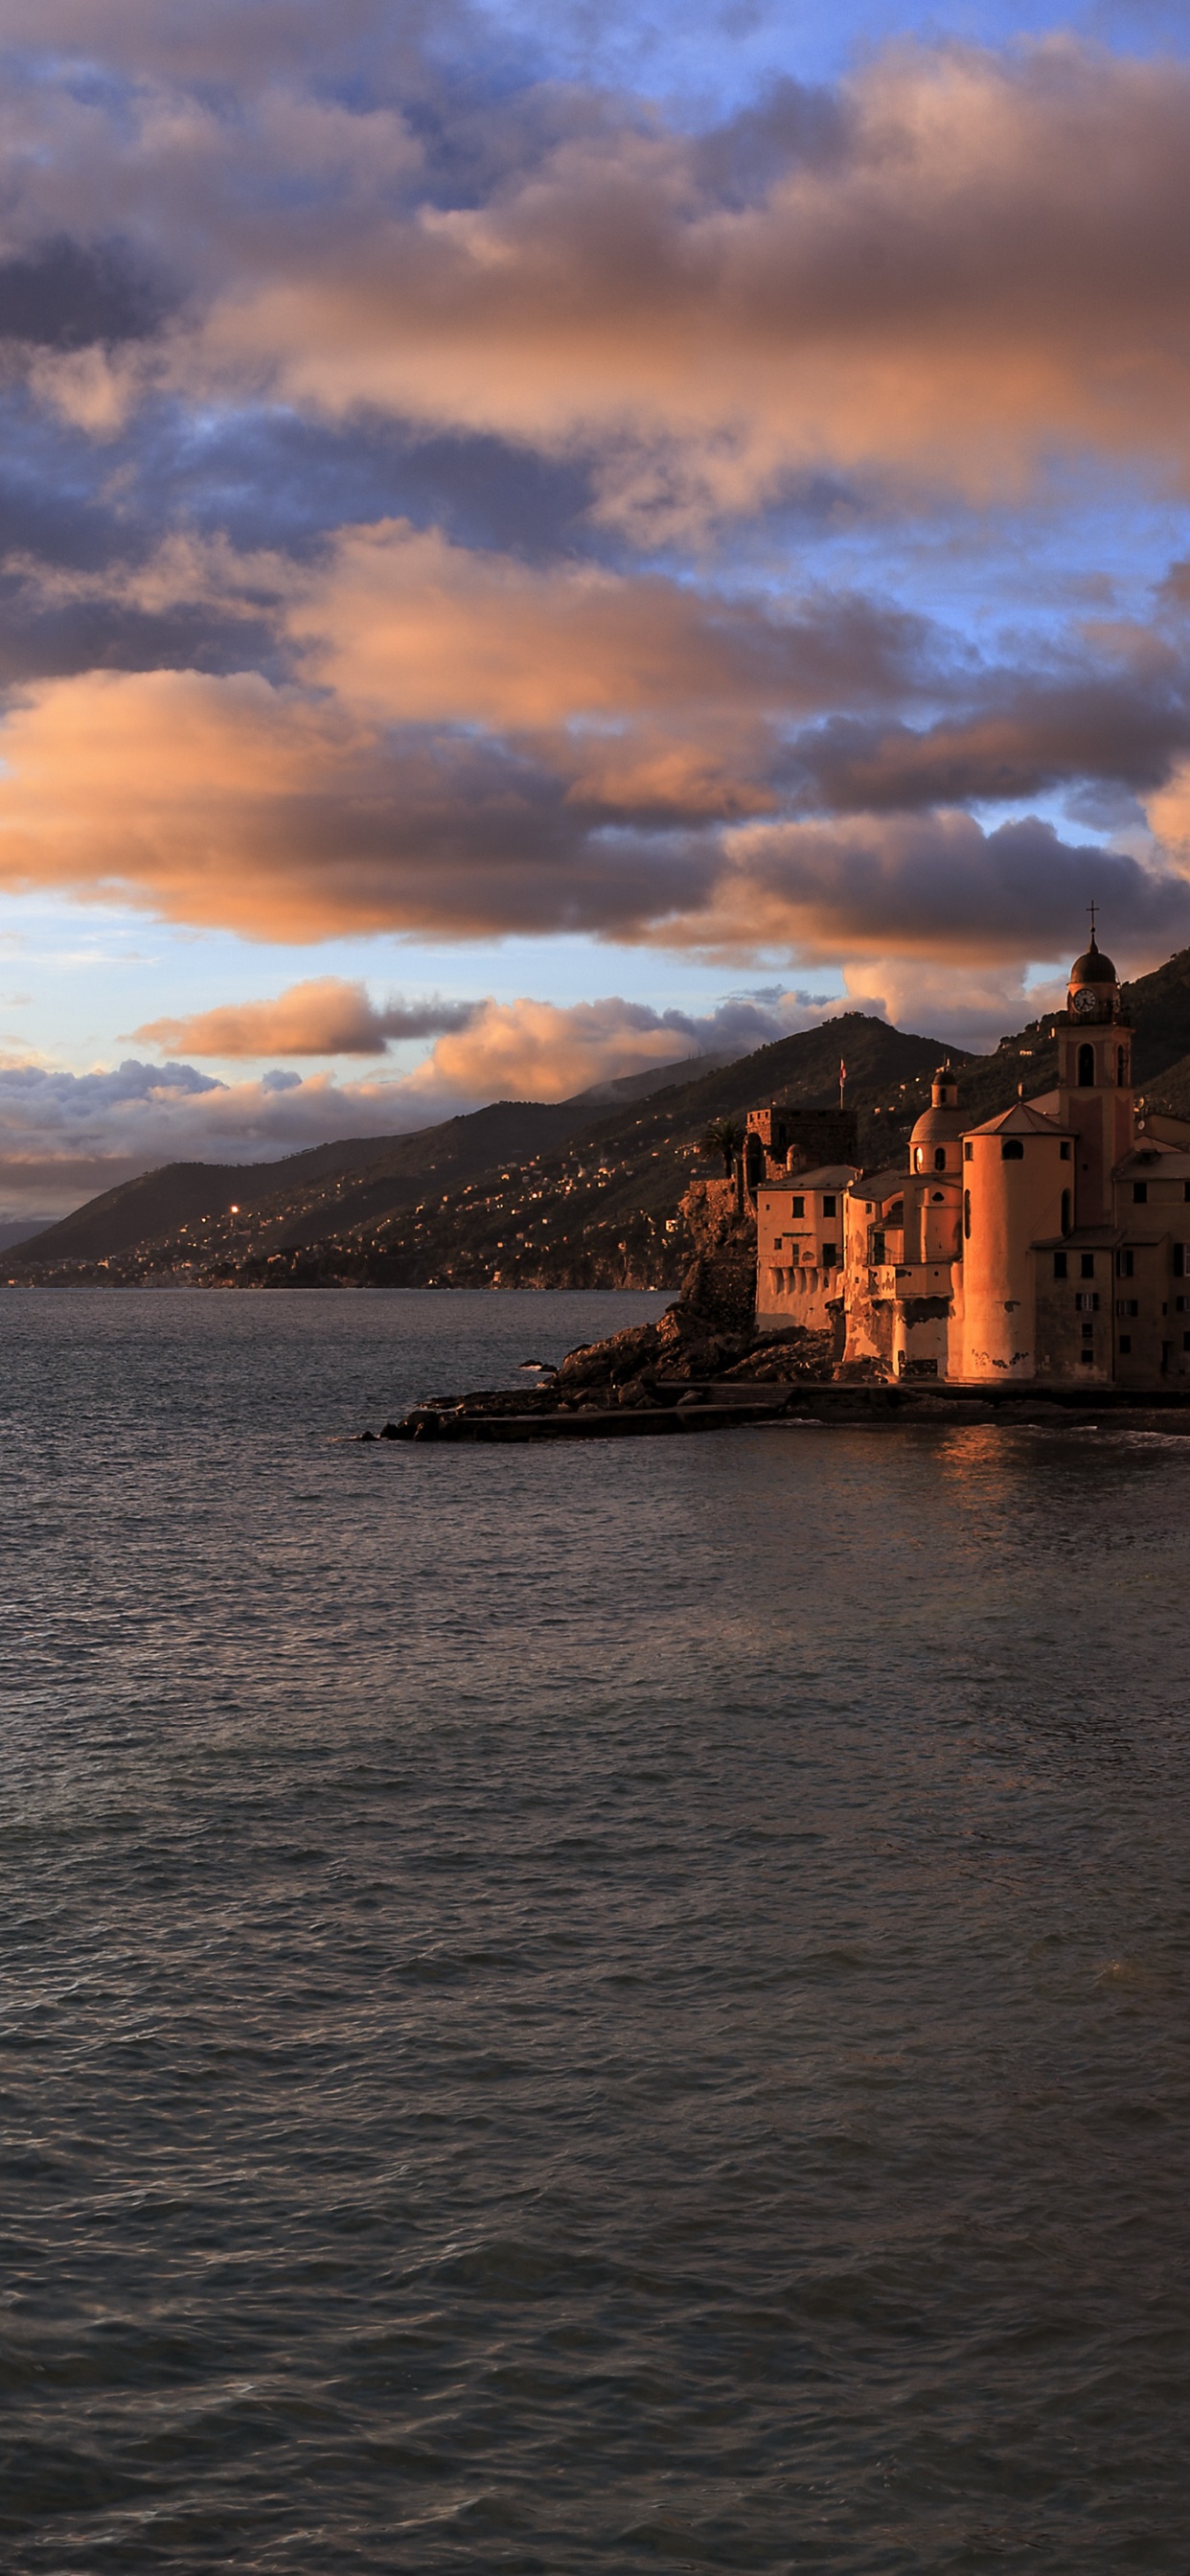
[11,943,1190,1289]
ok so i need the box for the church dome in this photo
[910,1070,964,1172]
[1069,933,1118,986]
[910,1104,963,1148]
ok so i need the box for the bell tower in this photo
[1055,910,1135,1225]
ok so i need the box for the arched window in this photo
[914,1147,924,1170]
[1078,1043,1095,1088]
[934,1145,947,1170]
[964,1188,972,1240]
[1061,1189,1071,1236]
[1001,1138,1024,1160]
[1117,1046,1129,1087]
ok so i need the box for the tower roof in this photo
[1069,931,1118,985]
[966,1100,1070,1138]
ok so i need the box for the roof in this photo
[848,1165,906,1203]
[1070,934,1118,984]
[909,1103,965,1144]
[1116,1145,1190,1178]
[766,1164,858,1191]
[1138,1112,1190,1149]
[966,1100,1069,1138]
[1034,1227,1123,1249]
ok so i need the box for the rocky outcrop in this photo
[544,1180,841,1395]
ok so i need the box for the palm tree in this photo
[698,1116,744,1176]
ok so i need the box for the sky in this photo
[5,0,1190,1219]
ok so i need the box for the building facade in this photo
[749,932,1190,1384]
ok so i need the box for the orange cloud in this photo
[403,997,702,1104]
[283,520,915,726]
[151,42,1190,518]
[0,666,695,940]
[133,976,474,1056]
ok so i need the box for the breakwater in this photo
[364,1378,1190,1442]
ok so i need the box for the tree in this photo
[698,1116,744,1176]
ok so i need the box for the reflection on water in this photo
[2,1292,1189,2572]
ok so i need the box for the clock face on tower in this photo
[1073,986,1099,1016]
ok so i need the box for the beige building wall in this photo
[755,1174,852,1327]
[957,1128,1071,1379]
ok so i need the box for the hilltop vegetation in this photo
[11,946,1190,1290]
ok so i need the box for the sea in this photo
[3,1285,1190,2574]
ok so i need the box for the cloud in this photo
[4,22,1190,1030]
[70,38,1190,520]
[0,982,839,1218]
[3,33,1190,513]
[792,651,1190,816]
[2,655,1190,975]
[0,236,171,352]
[652,808,1190,966]
[132,975,477,1056]
[0,665,714,937]
[401,984,829,1102]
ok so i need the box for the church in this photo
[748,929,1190,1385]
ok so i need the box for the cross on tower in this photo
[1088,899,1098,941]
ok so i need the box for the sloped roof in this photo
[767,1164,858,1190]
[966,1100,1069,1138]
[848,1166,906,1202]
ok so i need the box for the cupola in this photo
[909,1064,964,1176]
[1066,919,1120,1024]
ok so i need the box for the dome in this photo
[909,1104,963,1149]
[1069,934,1118,986]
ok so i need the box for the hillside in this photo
[12,941,1190,1292]
[7,1014,973,1289]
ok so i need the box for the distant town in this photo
[9,941,1190,1394]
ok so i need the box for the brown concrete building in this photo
[750,930,1190,1385]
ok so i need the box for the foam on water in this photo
[2,1289,1189,2571]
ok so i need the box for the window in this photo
[1082,1322,1094,1342]
[1185,1182,1190,1203]
[1117,1047,1129,1087]
[1079,1350,1095,1366]
[1075,1292,1100,1312]
[1061,1191,1071,1237]
[1116,1299,1139,1318]
[791,1196,804,1217]
[1078,1044,1095,1087]
[871,1230,885,1263]
[1080,1253,1095,1278]
[914,1147,924,1170]
[1133,1181,1148,1204]
[1060,1140,1071,1160]
[1119,1336,1132,1354]
[1175,1245,1187,1277]
[1117,1249,1134,1277]
[822,1195,836,1216]
[934,1146,947,1171]
[1001,1138,1024,1161]
[964,1142,973,1162]
[1184,1331,1190,1353]
[964,1188,972,1239]
[821,1243,836,1270]
[1053,1252,1068,1279]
